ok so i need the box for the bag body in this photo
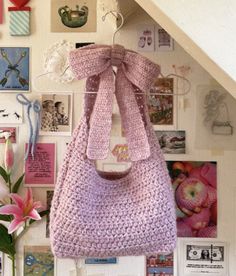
[50,45,176,258]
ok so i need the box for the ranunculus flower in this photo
[0,188,42,234]
[5,138,14,173]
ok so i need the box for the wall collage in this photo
[0,0,233,276]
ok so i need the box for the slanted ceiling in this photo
[118,0,236,98]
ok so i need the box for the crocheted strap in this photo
[69,44,160,161]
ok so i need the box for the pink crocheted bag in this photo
[50,44,177,258]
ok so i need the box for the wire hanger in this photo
[33,10,191,96]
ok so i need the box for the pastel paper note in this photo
[0,0,3,24]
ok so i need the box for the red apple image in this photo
[175,177,208,214]
[189,166,209,186]
[183,162,193,174]
[198,225,217,238]
[172,161,185,172]
[201,163,217,188]
[205,185,217,207]
[177,220,193,237]
[210,201,217,224]
[184,208,210,230]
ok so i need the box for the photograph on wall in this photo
[155,130,186,154]
[146,253,173,276]
[46,191,54,238]
[0,252,3,276]
[51,0,97,33]
[0,127,17,143]
[24,143,56,187]
[0,98,23,124]
[148,78,174,125]
[196,85,236,150]
[167,161,217,238]
[24,246,54,276]
[155,26,174,51]
[180,241,228,276]
[0,47,29,91]
[40,93,72,136]
[137,25,155,52]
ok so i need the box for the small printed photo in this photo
[186,245,224,262]
[51,0,97,33]
[155,26,174,51]
[0,127,17,143]
[46,191,54,238]
[146,253,174,276]
[40,93,73,136]
[148,78,174,125]
[0,47,30,91]
[24,246,54,276]
[137,25,155,52]
[155,130,186,154]
[0,98,23,124]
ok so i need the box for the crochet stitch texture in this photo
[50,44,177,258]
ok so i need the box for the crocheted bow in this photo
[69,44,160,161]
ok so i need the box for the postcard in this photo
[146,253,174,276]
[137,25,155,52]
[167,161,217,238]
[0,47,29,91]
[155,130,186,154]
[46,190,54,238]
[24,143,56,187]
[0,98,23,124]
[0,127,17,143]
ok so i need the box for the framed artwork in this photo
[111,144,130,162]
[196,85,236,150]
[102,163,128,172]
[155,130,186,154]
[46,190,54,238]
[51,0,97,33]
[137,25,155,52]
[146,253,174,276]
[155,26,174,51]
[40,93,73,136]
[148,78,174,125]
[24,246,54,276]
[0,47,29,91]
[0,98,23,124]
[167,161,217,238]
[24,143,56,187]
[0,127,17,143]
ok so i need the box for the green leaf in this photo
[0,224,15,257]
[29,210,50,225]
[12,173,25,193]
[0,166,8,183]
[0,214,12,222]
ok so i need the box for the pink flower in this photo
[5,138,14,173]
[0,188,42,234]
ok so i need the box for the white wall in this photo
[1,1,235,275]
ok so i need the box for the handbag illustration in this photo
[50,44,177,258]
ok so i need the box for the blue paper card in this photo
[0,47,29,91]
[85,258,117,264]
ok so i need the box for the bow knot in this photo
[16,94,41,160]
[69,44,160,161]
[111,44,125,67]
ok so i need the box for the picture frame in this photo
[0,126,17,143]
[155,130,186,154]
[137,24,155,52]
[24,143,56,187]
[40,93,73,136]
[0,47,30,92]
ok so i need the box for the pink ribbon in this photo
[69,44,160,161]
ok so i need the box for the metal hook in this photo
[102,11,124,44]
